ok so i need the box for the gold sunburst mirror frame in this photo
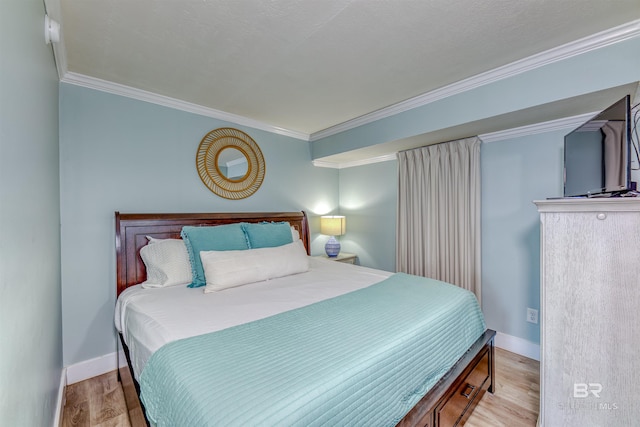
[196,128,265,199]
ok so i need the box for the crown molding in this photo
[54,17,638,144]
[60,72,310,141]
[478,112,596,143]
[310,19,640,141]
[314,112,596,168]
[313,153,397,169]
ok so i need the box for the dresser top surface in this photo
[534,197,640,212]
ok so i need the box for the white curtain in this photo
[396,136,482,303]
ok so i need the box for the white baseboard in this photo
[494,331,540,361]
[65,350,127,384]
[53,367,66,427]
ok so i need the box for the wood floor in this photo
[62,347,539,427]
[465,348,540,427]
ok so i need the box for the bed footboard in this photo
[397,329,496,427]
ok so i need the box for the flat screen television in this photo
[563,95,632,197]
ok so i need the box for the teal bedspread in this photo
[139,273,486,427]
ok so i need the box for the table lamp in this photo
[320,215,346,257]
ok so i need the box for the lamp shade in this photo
[320,216,346,236]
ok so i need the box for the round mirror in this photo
[217,147,249,181]
[196,128,265,199]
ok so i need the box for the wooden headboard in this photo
[115,211,310,296]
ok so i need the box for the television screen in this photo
[564,95,631,197]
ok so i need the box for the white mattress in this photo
[115,257,392,379]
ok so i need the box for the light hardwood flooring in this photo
[466,348,540,427]
[62,347,539,427]
[62,368,130,427]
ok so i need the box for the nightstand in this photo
[315,252,357,264]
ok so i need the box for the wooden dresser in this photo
[534,198,640,426]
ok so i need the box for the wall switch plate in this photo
[527,308,539,324]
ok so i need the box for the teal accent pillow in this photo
[181,223,250,288]
[242,222,293,249]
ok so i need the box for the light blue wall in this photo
[59,84,339,365]
[338,161,398,272]
[481,130,566,344]
[0,1,62,425]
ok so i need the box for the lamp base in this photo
[325,236,341,257]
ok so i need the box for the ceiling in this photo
[52,1,638,143]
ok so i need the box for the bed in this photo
[115,211,495,427]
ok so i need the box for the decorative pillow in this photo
[140,237,192,288]
[290,226,300,242]
[201,240,309,292]
[241,221,294,249]
[181,223,250,288]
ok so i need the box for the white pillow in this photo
[140,236,192,288]
[291,226,300,242]
[201,240,309,293]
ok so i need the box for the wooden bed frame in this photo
[115,211,495,427]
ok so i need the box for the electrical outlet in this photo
[527,308,538,324]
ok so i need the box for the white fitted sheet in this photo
[115,257,392,379]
